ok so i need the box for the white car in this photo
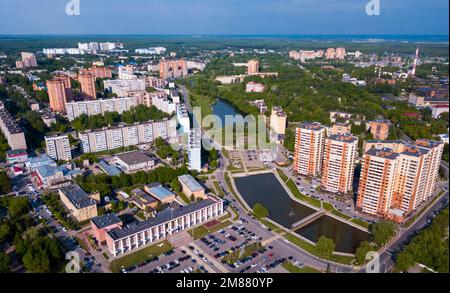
[193,249,199,255]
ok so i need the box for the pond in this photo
[234,172,370,253]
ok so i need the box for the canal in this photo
[234,173,370,253]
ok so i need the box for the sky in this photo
[0,0,448,35]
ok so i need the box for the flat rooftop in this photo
[178,174,204,192]
[145,183,175,201]
[91,213,122,229]
[116,150,153,166]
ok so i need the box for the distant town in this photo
[0,36,448,274]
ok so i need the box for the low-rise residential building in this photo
[115,150,155,173]
[59,184,98,222]
[178,174,206,200]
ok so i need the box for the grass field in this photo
[282,262,322,273]
[109,240,173,272]
[188,220,233,240]
[283,233,355,265]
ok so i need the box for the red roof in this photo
[433,104,449,108]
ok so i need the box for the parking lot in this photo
[128,248,209,274]
[193,222,289,273]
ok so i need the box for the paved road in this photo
[364,191,449,273]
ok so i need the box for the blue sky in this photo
[0,0,448,35]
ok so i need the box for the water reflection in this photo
[234,173,370,253]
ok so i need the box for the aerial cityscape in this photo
[0,0,448,279]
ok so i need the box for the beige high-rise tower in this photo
[293,122,326,176]
[321,134,358,194]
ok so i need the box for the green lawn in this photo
[109,240,173,272]
[188,220,233,240]
[282,262,322,273]
[276,168,289,182]
[285,179,321,208]
[213,180,225,198]
[283,233,354,265]
[351,218,371,229]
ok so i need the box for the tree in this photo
[170,178,181,193]
[0,172,11,194]
[0,252,11,273]
[253,203,269,219]
[316,236,335,257]
[22,237,63,273]
[8,197,30,220]
[395,251,415,272]
[370,220,397,245]
[355,241,372,264]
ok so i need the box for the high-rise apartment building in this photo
[47,74,73,112]
[247,60,259,75]
[159,60,188,79]
[78,72,97,100]
[357,139,444,222]
[335,47,346,60]
[20,52,38,67]
[321,134,358,194]
[187,129,202,172]
[269,106,287,143]
[45,135,72,161]
[325,48,336,59]
[293,122,326,176]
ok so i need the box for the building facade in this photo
[159,60,188,79]
[321,134,358,194]
[45,134,72,161]
[247,60,259,75]
[0,105,27,150]
[78,72,97,100]
[59,184,98,222]
[105,195,223,256]
[357,140,444,222]
[79,119,177,153]
[65,97,136,121]
[293,122,326,176]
